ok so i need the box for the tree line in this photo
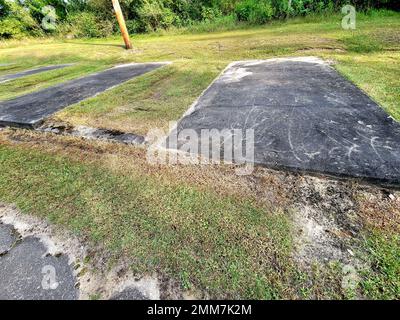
[0,0,398,39]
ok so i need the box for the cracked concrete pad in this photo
[0,64,74,83]
[0,236,78,300]
[0,223,17,255]
[0,62,169,128]
[169,57,400,184]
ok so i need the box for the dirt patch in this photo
[288,177,361,266]
[38,120,145,145]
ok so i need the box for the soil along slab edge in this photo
[169,57,400,185]
[0,62,170,128]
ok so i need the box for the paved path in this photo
[0,62,169,128]
[0,223,77,300]
[170,57,400,184]
[0,64,74,83]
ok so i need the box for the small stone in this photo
[347,249,354,256]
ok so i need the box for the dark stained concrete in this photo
[0,64,74,83]
[0,62,169,128]
[170,57,400,184]
[0,224,78,300]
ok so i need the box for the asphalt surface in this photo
[0,64,74,83]
[169,57,400,184]
[0,62,168,128]
[0,223,78,300]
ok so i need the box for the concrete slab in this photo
[170,57,400,184]
[0,64,74,83]
[0,62,169,128]
[0,236,77,300]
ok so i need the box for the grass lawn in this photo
[0,11,399,299]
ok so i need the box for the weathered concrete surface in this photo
[0,64,74,83]
[170,57,400,184]
[0,62,169,128]
[0,224,78,300]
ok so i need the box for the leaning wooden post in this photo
[112,0,133,49]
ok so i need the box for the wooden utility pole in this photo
[112,0,133,49]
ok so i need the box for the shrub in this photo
[23,0,68,23]
[0,0,11,18]
[137,0,178,32]
[0,18,26,39]
[201,6,223,22]
[183,14,239,34]
[0,0,41,39]
[64,12,113,38]
[235,0,274,24]
[270,0,292,17]
[126,19,143,34]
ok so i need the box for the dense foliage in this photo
[0,0,398,38]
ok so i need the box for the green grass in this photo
[0,11,399,134]
[360,231,400,299]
